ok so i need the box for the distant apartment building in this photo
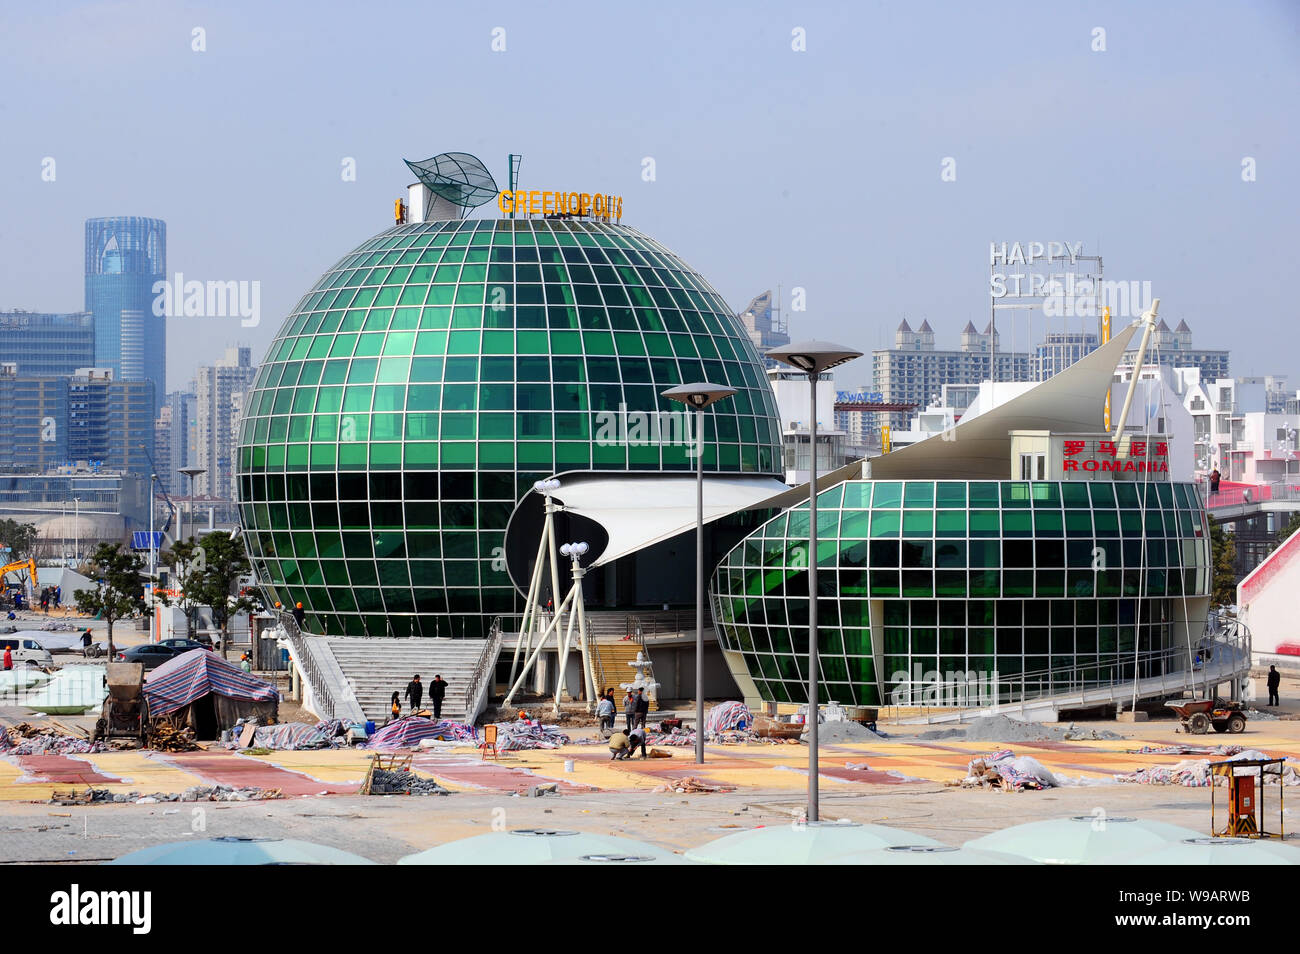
[737,290,789,370]
[1123,319,1228,381]
[1034,332,1099,380]
[1182,372,1300,484]
[194,347,256,500]
[872,320,1030,429]
[0,311,95,376]
[155,390,196,493]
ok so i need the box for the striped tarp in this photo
[367,716,476,749]
[144,649,279,717]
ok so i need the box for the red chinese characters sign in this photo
[1061,438,1169,474]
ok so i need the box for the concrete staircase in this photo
[591,640,659,711]
[324,637,488,724]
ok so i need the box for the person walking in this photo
[1267,665,1281,707]
[405,674,424,713]
[634,687,649,728]
[596,691,615,732]
[623,690,636,732]
[2,645,11,671]
[607,727,630,760]
[292,602,306,628]
[429,674,447,720]
[1209,468,1221,495]
[389,692,401,723]
[626,724,648,759]
[80,629,93,656]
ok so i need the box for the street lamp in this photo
[662,382,736,765]
[148,473,158,580]
[178,467,206,546]
[765,340,862,822]
[73,497,80,565]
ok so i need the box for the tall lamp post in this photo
[73,497,80,566]
[178,467,206,546]
[766,341,862,822]
[663,382,737,765]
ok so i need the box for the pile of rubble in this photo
[49,784,282,805]
[0,722,103,756]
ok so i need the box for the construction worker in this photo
[292,602,305,628]
[608,727,630,760]
[240,653,252,674]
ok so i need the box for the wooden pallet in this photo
[359,752,413,795]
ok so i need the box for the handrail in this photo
[278,610,334,720]
[887,614,1250,710]
[462,616,504,725]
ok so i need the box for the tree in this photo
[73,543,152,658]
[159,538,206,639]
[189,533,254,658]
[1208,516,1238,607]
[0,518,39,562]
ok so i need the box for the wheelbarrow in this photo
[1167,698,1246,735]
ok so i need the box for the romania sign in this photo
[498,189,623,222]
[1062,439,1169,474]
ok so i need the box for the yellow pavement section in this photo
[248,750,372,785]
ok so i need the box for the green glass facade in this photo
[710,479,1212,706]
[237,217,783,637]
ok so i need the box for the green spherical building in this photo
[237,212,783,637]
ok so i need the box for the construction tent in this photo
[144,650,279,739]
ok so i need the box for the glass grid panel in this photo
[238,218,784,637]
[711,480,1211,707]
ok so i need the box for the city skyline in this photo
[2,2,1296,388]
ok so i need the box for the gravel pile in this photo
[368,769,450,796]
[807,720,886,745]
[919,715,1123,743]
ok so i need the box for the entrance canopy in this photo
[549,474,790,567]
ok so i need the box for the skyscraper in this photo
[84,217,166,410]
[195,347,255,501]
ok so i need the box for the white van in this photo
[0,637,54,668]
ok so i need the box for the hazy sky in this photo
[2,0,1297,391]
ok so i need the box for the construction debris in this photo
[367,769,450,796]
[949,749,1072,791]
[368,716,476,750]
[49,785,282,805]
[652,776,735,794]
[147,720,201,752]
[1115,749,1300,787]
[0,722,105,756]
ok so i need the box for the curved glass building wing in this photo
[711,478,1212,707]
[237,217,782,638]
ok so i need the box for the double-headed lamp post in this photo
[765,341,862,822]
[662,382,736,765]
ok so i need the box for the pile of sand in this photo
[918,715,1123,743]
[807,720,886,745]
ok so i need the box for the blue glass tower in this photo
[84,217,167,410]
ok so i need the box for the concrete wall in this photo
[1239,528,1300,657]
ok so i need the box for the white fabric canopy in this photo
[868,321,1140,480]
[553,474,792,566]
